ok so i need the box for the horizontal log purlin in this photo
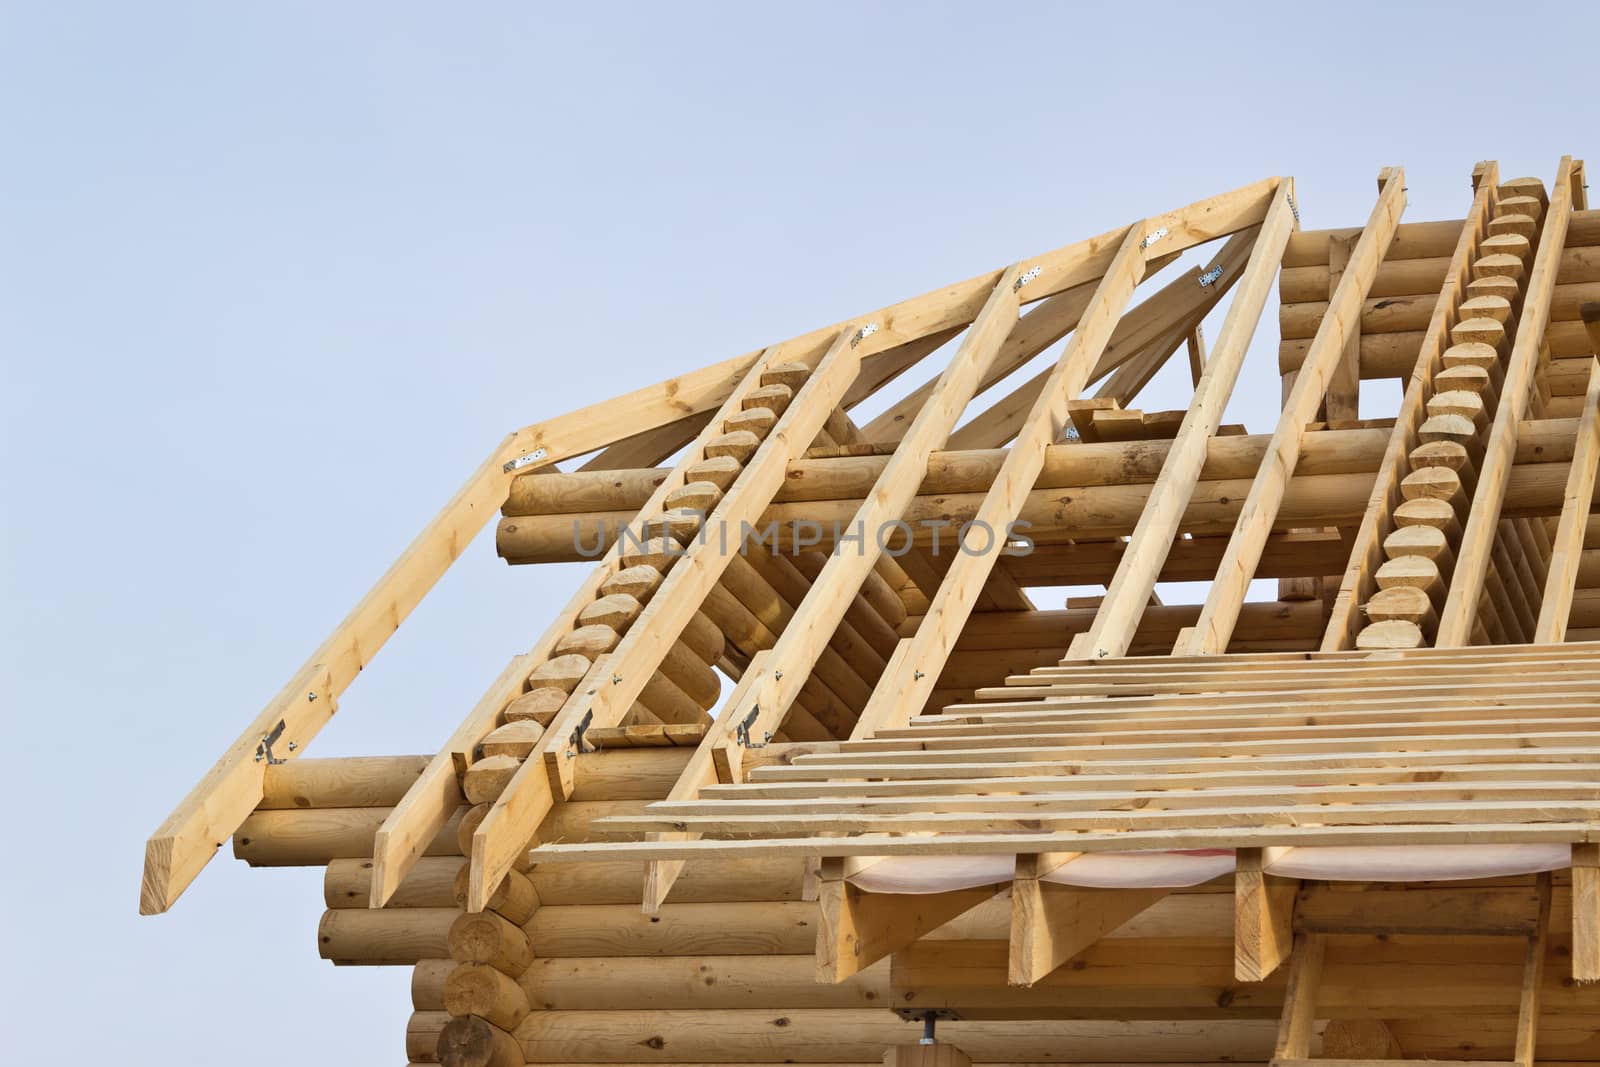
[506,419,1579,516]
[497,460,1580,564]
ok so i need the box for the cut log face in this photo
[143,159,1600,1066]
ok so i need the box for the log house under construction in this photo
[143,157,1600,1067]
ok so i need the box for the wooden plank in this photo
[848,219,1162,738]
[1237,848,1298,982]
[1535,358,1600,642]
[1439,157,1578,646]
[526,821,1600,865]
[1068,183,1297,660]
[1178,169,1407,655]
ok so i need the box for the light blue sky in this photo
[1,2,1590,1061]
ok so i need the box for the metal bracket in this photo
[894,1005,962,1024]
[734,706,769,749]
[503,447,549,473]
[1287,193,1301,224]
[1012,266,1042,292]
[567,708,594,757]
[1140,227,1169,249]
[254,720,289,765]
[851,323,879,348]
[1198,265,1224,288]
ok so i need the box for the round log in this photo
[326,855,459,909]
[436,1014,522,1067]
[1433,364,1491,395]
[412,958,453,1010]
[1458,294,1512,324]
[1450,316,1507,348]
[679,608,726,665]
[448,910,533,975]
[1356,619,1425,650]
[577,593,643,632]
[452,864,537,924]
[1442,341,1500,370]
[704,429,760,463]
[553,623,621,660]
[1278,255,1450,304]
[1366,586,1437,628]
[463,754,523,805]
[519,953,886,1012]
[236,806,462,867]
[259,755,429,810]
[1282,219,1462,268]
[741,382,793,413]
[724,405,777,437]
[445,962,532,1032]
[664,480,723,513]
[318,907,456,965]
[526,654,593,693]
[1480,232,1531,260]
[1374,556,1441,596]
[658,640,722,709]
[569,747,694,802]
[1277,331,1422,378]
[1278,292,1437,341]
[406,1011,449,1062]
[1400,466,1462,502]
[683,453,743,488]
[1488,212,1537,240]
[529,854,807,906]
[480,720,544,760]
[527,900,817,957]
[502,686,567,725]
[505,466,666,517]
[1473,253,1525,282]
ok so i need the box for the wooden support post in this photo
[1068,183,1297,661]
[1438,157,1578,646]
[1269,932,1326,1063]
[1513,872,1553,1067]
[1236,847,1297,982]
[1180,169,1406,655]
[1535,358,1600,642]
[816,857,1002,982]
[1576,843,1600,983]
[1325,230,1363,422]
[1008,853,1170,986]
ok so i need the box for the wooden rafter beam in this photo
[469,324,874,911]
[1534,357,1600,642]
[138,350,769,915]
[1320,161,1499,651]
[849,184,1281,739]
[1068,183,1299,661]
[1177,168,1406,656]
[1438,156,1578,646]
